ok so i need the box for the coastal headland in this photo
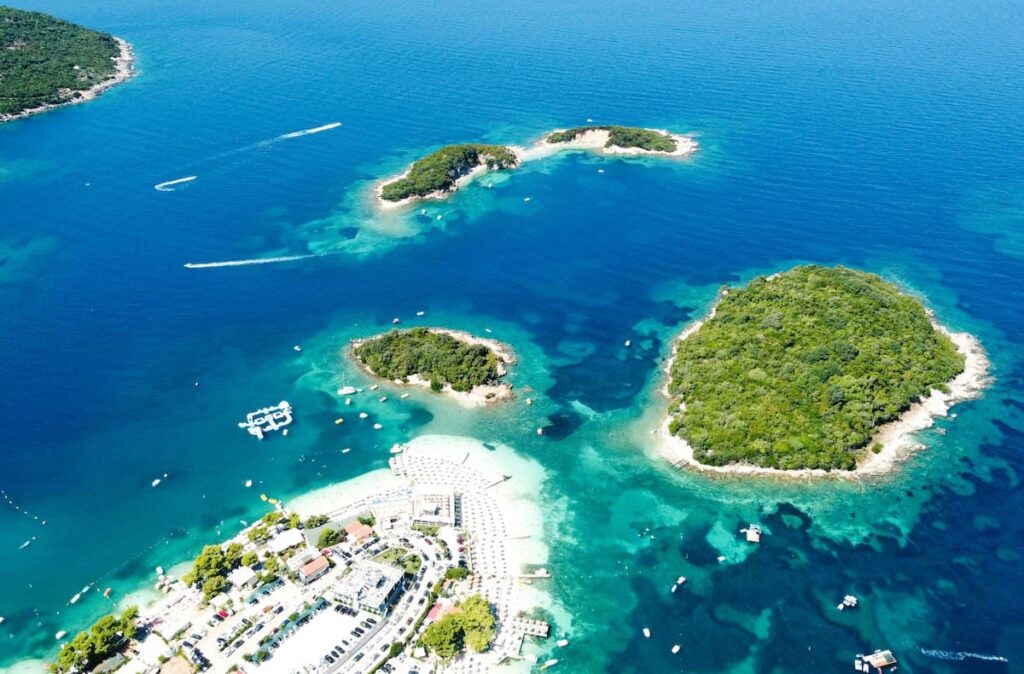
[0,7,135,123]
[350,327,516,407]
[659,266,991,478]
[375,125,698,209]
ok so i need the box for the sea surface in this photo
[2,0,1024,672]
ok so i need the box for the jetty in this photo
[237,401,293,439]
[519,568,552,580]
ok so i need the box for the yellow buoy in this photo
[259,494,268,502]
[335,417,344,425]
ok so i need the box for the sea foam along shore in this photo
[0,37,135,123]
[658,307,992,479]
[349,327,517,408]
[374,127,699,210]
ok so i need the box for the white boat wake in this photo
[920,648,1009,663]
[184,253,328,269]
[153,175,198,191]
[154,121,340,192]
[276,121,342,140]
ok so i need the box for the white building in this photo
[372,495,413,530]
[331,560,405,614]
[227,565,258,589]
[412,485,457,526]
[268,527,305,554]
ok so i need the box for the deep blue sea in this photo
[2,0,1024,672]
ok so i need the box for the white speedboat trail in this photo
[153,176,197,191]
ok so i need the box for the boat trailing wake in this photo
[276,122,342,140]
[154,121,341,192]
[153,175,197,191]
[184,253,331,269]
[920,648,1009,663]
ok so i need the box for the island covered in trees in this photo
[375,125,697,208]
[378,144,518,204]
[663,265,985,473]
[351,327,515,405]
[0,6,134,122]
[546,125,679,152]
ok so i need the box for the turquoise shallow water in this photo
[2,0,1024,671]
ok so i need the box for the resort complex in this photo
[53,443,553,674]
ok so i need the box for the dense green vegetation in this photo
[1,6,122,117]
[353,328,503,392]
[546,125,677,152]
[51,607,138,673]
[667,266,965,470]
[380,144,517,202]
[317,527,345,548]
[419,595,496,657]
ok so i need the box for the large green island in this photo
[664,266,986,473]
[350,327,515,405]
[1,6,134,122]
[376,125,697,207]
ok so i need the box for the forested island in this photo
[0,6,133,122]
[378,144,518,204]
[374,125,697,208]
[546,125,679,152]
[664,266,979,472]
[351,327,515,405]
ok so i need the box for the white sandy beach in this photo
[374,126,699,209]
[658,307,992,480]
[1,38,136,123]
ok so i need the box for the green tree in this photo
[305,514,329,528]
[317,528,344,548]
[240,551,258,567]
[202,575,226,599]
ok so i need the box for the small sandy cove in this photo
[350,327,516,408]
[658,309,992,480]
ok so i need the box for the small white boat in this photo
[677,576,686,585]
[341,448,351,454]
[0,616,5,624]
[523,197,532,202]
[155,566,164,576]
[338,386,357,396]
[293,345,302,352]
[597,168,605,174]
[244,480,253,488]
[373,423,383,430]
[526,397,533,405]
[19,539,32,550]
[55,631,67,640]
[379,396,388,403]
[400,393,410,399]
[586,118,594,122]
[151,479,161,488]
[436,214,443,221]
[392,318,401,325]
[671,584,678,593]
[624,339,631,347]
[672,645,681,654]
[416,311,425,316]
[390,444,407,454]
[556,639,569,647]
[69,592,82,605]
[370,384,380,391]
[536,427,544,436]
[345,398,353,406]
[643,627,651,638]
[540,660,558,670]
[359,412,369,419]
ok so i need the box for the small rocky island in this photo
[378,144,518,206]
[376,125,697,208]
[0,6,134,122]
[545,125,686,154]
[351,327,515,406]
[663,265,988,474]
